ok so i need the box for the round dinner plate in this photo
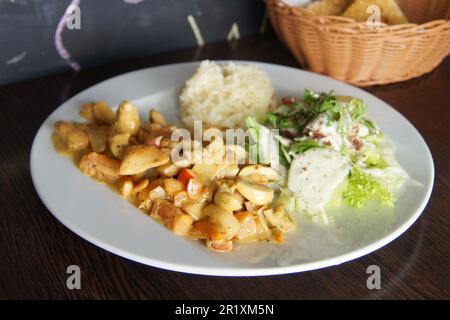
[30,61,434,276]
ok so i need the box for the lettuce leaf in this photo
[266,112,279,128]
[245,116,280,168]
[348,98,368,120]
[289,139,323,154]
[363,143,388,169]
[343,167,395,208]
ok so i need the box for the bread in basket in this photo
[267,0,450,86]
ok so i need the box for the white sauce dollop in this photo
[287,148,351,216]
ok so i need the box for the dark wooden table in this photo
[1,34,449,300]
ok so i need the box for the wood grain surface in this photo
[0,34,449,299]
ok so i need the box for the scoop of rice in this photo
[180,60,275,129]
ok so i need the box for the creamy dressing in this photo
[305,112,371,159]
[304,114,342,150]
[287,148,350,217]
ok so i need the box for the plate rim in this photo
[30,60,435,276]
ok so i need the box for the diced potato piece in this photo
[119,146,169,175]
[206,239,233,252]
[218,164,240,179]
[163,178,184,196]
[189,220,211,239]
[157,162,181,177]
[116,101,140,135]
[148,186,167,200]
[244,201,258,212]
[238,164,279,184]
[173,191,188,207]
[271,228,285,244]
[109,133,130,158]
[214,191,243,212]
[137,182,161,206]
[235,181,274,206]
[118,177,134,197]
[171,214,194,236]
[92,101,115,124]
[150,109,166,125]
[79,152,120,176]
[263,205,296,233]
[200,187,214,203]
[215,181,237,194]
[254,211,272,241]
[190,220,214,240]
[66,129,89,151]
[191,164,222,185]
[79,102,95,121]
[54,121,74,139]
[87,127,107,153]
[138,199,152,211]
[205,204,240,240]
[192,163,239,185]
[132,179,149,194]
[181,200,206,220]
[150,199,182,226]
[234,211,257,240]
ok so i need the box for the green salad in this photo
[245,89,407,223]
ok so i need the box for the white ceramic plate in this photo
[30,61,434,276]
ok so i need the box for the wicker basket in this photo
[267,0,450,86]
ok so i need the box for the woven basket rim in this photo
[267,0,450,34]
[298,17,450,38]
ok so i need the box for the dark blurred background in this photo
[0,0,266,85]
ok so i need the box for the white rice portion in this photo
[180,60,275,129]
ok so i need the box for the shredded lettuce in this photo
[245,116,259,132]
[279,188,303,213]
[273,103,304,117]
[361,118,377,132]
[266,112,278,128]
[289,139,323,154]
[279,119,295,129]
[280,144,292,166]
[348,98,368,120]
[363,144,388,169]
[245,116,280,168]
[245,117,260,164]
[343,167,395,208]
